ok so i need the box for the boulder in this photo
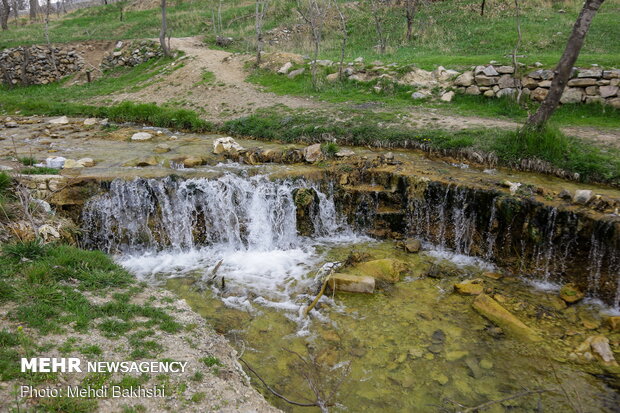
[277,62,293,74]
[400,68,437,88]
[498,75,519,89]
[183,156,203,168]
[474,75,498,86]
[497,65,515,74]
[599,85,618,98]
[560,87,584,104]
[472,294,540,341]
[326,73,339,82]
[602,69,620,79]
[577,336,618,366]
[353,258,408,282]
[328,273,375,294]
[465,85,480,95]
[608,98,620,109]
[482,65,499,76]
[412,91,431,100]
[404,238,422,253]
[496,88,516,98]
[454,279,484,295]
[531,87,549,102]
[577,69,603,78]
[287,68,305,79]
[77,158,95,167]
[573,189,592,205]
[48,116,69,124]
[131,132,153,141]
[46,156,66,169]
[213,137,245,154]
[83,118,98,126]
[154,143,171,154]
[522,77,539,89]
[335,149,355,158]
[560,283,585,303]
[567,78,597,87]
[607,316,620,331]
[303,143,323,162]
[440,91,455,102]
[529,69,554,80]
[454,71,474,87]
[483,90,495,97]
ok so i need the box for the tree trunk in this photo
[29,0,36,21]
[525,0,605,130]
[12,0,18,19]
[159,0,170,57]
[0,0,10,30]
[480,0,486,16]
[405,0,416,42]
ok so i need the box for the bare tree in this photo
[159,0,171,57]
[0,0,10,30]
[11,0,18,20]
[254,0,268,67]
[367,0,387,54]
[28,0,36,21]
[512,0,523,103]
[404,0,418,42]
[297,0,330,89]
[480,0,486,16]
[333,0,347,80]
[525,0,605,130]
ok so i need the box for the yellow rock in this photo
[472,294,540,341]
[560,283,584,304]
[328,273,375,294]
[454,279,484,295]
[353,258,408,282]
[608,316,620,332]
[482,271,502,280]
[183,156,203,168]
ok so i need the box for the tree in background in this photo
[159,0,171,57]
[403,0,421,42]
[367,0,387,54]
[0,0,10,30]
[29,0,37,21]
[254,0,269,67]
[333,0,348,80]
[297,0,330,89]
[525,0,605,130]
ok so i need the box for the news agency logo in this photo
[20,358,188,373]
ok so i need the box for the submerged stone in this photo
[454,279,484,295]
[472,294,540,341]
[353,258,408,282]
[404,238,422,253]
[328,273,375,294]
[560,283,584,304]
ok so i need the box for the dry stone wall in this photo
[100,40,163,70]
[0,45,84,86]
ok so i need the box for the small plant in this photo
[199,355,221,367]
[191,371,204,382]
[3,241,47,261]
[321,142,340,158]
[191,392,206,403]
[18,157,37,166]
[0,172,12,195]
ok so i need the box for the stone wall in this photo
[0,45,84,86]
[100,40,163,70]
[455,65,620,107]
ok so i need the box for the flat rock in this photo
[77,157,95,167]
[353,258,408,282]
[131,132,153,141]
[83,118,98,126]
[328,273,375,294]
[573,189,592,205]
[287,68,305,79]
[472,294,540,341]
[154,143,171,154]
[440,91,455,102]
[183,156,203,168]
[560,283,585,303]
[404,238,422,253]
[454,279,484,295]
[48,116,69,124]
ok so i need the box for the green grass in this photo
[18,156,37,166]
[20,166,60,175]
[0,172,12,195]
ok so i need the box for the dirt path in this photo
[105,37,620,149]
[106,37,317,120]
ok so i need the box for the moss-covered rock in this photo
[353,258,408,282]
[472,294,540,341]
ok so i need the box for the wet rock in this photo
[259,149,283,163]
[446,350,469,362]
[454,279,484,295]
[154,143,171,154]
[482,271,502,280]
[131,132,153,141]
[430,371,449,385]
[5,121,18,128]
[431,329,446,344]
[404,238,422,253]
[303,143,323,163]
[479,359,493,369]
[183,156,203,168]
[293,187,319,236]
[134,157,158,167]
[427,344,443,354]
[577,336,618,367]
[573,189,592,205]
[354,258,408,282]
[213,137,245,154]
[328,273,375,294]
[465,357,483,379]
[48,116,69,124]
[560,283,584,304]
[607,316,620,331]
[77,157,95,167]
[472,294,540,341]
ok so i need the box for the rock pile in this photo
[0,45,84,86]
[100,40,163,70]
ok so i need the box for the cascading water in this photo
[81,174,356,319]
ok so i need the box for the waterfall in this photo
[82,174,344,254]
